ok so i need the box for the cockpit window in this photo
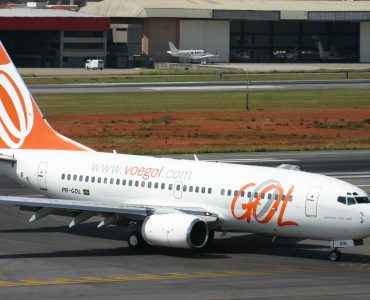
[347,197,356,206]
[337,196,370,206]
[355,197,370,204]
[337,196,346,205]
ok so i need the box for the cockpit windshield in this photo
[337,196,370,205]
[355,197,370,204]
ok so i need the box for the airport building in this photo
[2,0,370,66]
[0,4,110,67]
[81,0,370,64]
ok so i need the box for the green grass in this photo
[35,89,370,115]
[23,71,370,84]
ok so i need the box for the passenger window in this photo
[195,187,199,193]
[148,182,152,188]
[183,185,187,192]
[247,191,251,197]
[104,178,107,184]
[337,196,346,205]
[221,189,225,196]
[67,174,71,180]
[85,176,89,182]
[234,190,238,196]
[261,193,265,199]
[289,196,293,202]
[135,181,139,187]
[116,179,120,185]
[154,182,159,189]
[282,195,286,201]
[61,173,65,180]
[141,181,145,187]
[91,176,95,183]
[347,197,356,206]
[168,184,173,190]
[176,184,180,191]
[79,175,83,182]
[122,179,126,185]
[73,175,77,181]
[254,192,258,198]
[189,186,193,192]
[268,193,272,200]
[110,178,114,184]
[241,191,245,197]
[208,188,212,194]
[161,183,165,189]
[274,194,279,200]
[227,190,231,196]
[201,187,206,193]
[97,177,101,183]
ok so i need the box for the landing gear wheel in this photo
[128,231,144,249]
[328,248,342,261]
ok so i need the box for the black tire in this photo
[128,231,144,249]
[328,249,342,261]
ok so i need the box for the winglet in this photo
[0,42,92,151]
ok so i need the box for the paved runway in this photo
[0,150,370,299]
[29,79,370,94]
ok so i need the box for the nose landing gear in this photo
[328,248,342,261]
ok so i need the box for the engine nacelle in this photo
[141,213,208,249]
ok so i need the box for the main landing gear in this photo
[328,248,342,261]
[128,231,146,249]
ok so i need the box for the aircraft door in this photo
[305,187,320,217]
[37,162,48,191]
[173,181,183,199]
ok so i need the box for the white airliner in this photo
[0,43,369,261]
[167,42,218,63]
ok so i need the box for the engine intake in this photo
[141,213,208,249]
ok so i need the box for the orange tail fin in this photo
[0,42,91,151]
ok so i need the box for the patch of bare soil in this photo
[48,109,370,153]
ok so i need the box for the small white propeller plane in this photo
[0,43,369,261]
[167,42,218,63]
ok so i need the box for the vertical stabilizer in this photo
[0,42,91,151]
[168,42,178,53]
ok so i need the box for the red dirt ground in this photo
[48,108,370,153]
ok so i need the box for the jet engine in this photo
[141,213,208,249]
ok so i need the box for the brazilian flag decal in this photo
[83,189,90,196]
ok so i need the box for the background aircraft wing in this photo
[0,196,218,227]
[197,54,218,59]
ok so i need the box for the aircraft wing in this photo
[0,196,218,227]
[197,54,218,59]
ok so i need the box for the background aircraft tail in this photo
[168,42,178,53]
[0,42,91,151]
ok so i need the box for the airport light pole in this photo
[246,71,250,110]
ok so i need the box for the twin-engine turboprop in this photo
[0,42,369,261]
[166,41,218,63]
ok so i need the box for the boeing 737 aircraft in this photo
[0,43,369,261]
[167,42,218,63]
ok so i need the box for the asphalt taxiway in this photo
[29,79,370,94]
[0,150,369,300]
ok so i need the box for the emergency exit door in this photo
[37,162,48,191]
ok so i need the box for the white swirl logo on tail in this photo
[0,66,34,148]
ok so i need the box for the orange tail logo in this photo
[0,42,91,151]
